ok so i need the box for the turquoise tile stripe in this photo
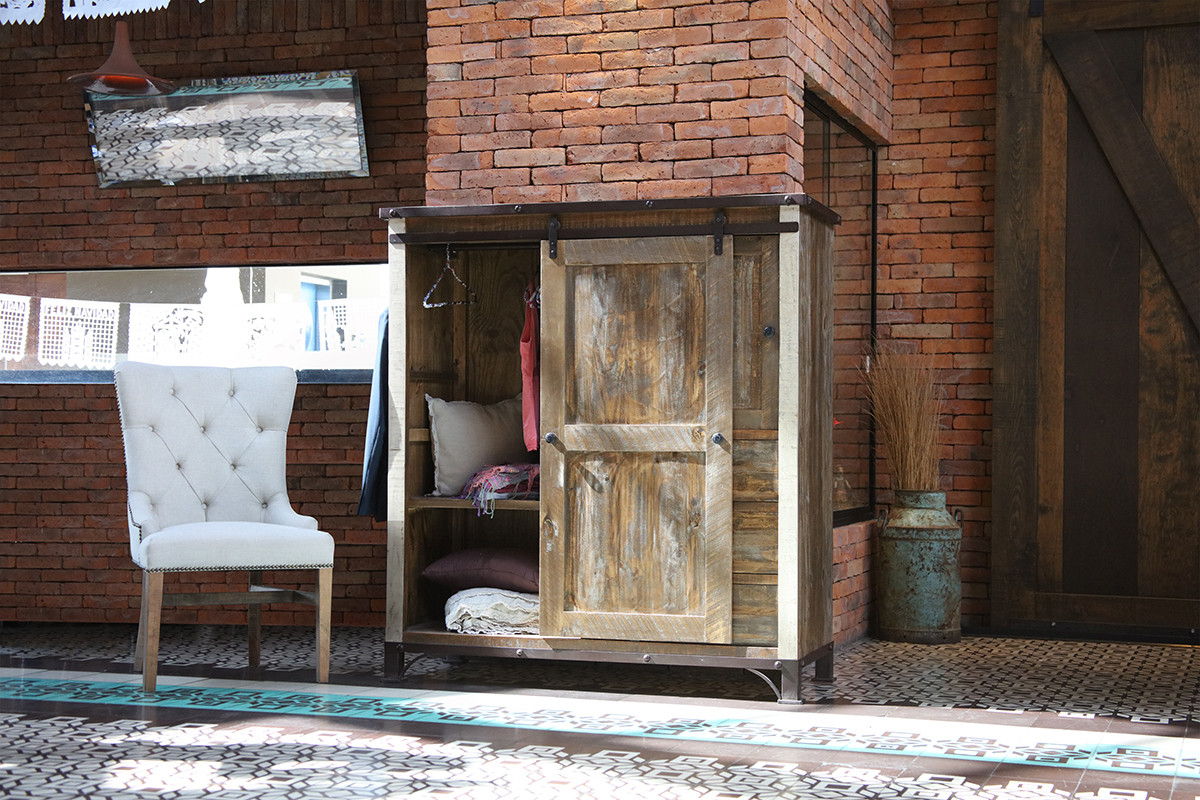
[0,678,1190,780]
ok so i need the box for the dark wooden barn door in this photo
[995,0,1200,634]
[538,236,734,644]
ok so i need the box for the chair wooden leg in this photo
[315,568,332,683]
[141,571,164,692]
[247,570,262,670]
[133,571,149,672]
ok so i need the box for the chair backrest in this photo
[114,362,298,555]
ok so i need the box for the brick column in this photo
[424,0,809,204]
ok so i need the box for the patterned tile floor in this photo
[0,623,1197,798]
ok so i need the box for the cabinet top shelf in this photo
[407,496,540,512]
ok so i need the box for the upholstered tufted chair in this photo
[114,361,335,691]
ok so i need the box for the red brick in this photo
[497,0,565,20]
[601,161,673,181]
[637,26,712,48]
[494,147,567,167]
[600,123,673,143]
[674,3,748,25]
[639,64,712,85]
[566,143,639,164]
[565,69,638,91]
[530,90,600,112]
[674,157,745,178]
[462,57,531,80]
[532,53,602,73]
[675,42,750,64]
[599,86,673,106]
[566,31,639,53]
[564,181,638,201]
[674,119,750,139]
[531,164,602,184]
[503,37,568,57]
[427,42,497,64]
[532,15,602,36]
[461,131,534,151]
[600,48,675,68]
[636,103,709,123]
[640,140,713,161]
[637,178,712,199]
[533,127,603,147]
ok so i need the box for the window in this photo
[803,92,879,526]
[0,263,386,378]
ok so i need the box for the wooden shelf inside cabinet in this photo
[407,496,540,512]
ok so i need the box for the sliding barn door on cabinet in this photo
[539,236,734,644]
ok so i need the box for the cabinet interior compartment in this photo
[401,245,541,633]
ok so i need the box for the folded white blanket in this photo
[445,587,540,635]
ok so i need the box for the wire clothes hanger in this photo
[523,284,540,309]
[422,244,477,308]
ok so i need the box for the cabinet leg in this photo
[813,651,835,683]
[778,660,803,704]
[384,642,404,682]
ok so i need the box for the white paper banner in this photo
[37,298,120,369]
[0,0,46,24]
[127,302,208,363]
[0,293,32,360]
[62,0,170,18]
[318,298,384,353]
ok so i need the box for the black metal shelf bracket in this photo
[712,209,727,255]
[547,215,560,259]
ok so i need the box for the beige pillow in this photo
[426,394,528,496]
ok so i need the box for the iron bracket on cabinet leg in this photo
[778,660,803,704]
[384,642,437,682]
[711,210,727,255]
[813,651,835,683]
[745,659,804,704]
[547,215,560,259]
[384,642,404,682]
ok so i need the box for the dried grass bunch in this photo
[865,348,944,492]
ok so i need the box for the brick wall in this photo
[792,0,893,142]
[0,1,426,270]
[0,0,1001,633]
[877,0,996,626]
[0,0,424,625]
[832,521,872,643]
[423,0,892,204]
[0,383,383,626]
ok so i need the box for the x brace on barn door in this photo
[1045,29,1200,335]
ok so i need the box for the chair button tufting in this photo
[200,502,207,509]
[176,463,182,470]
[148,425,154,432]
[228,389,235,397]
[261,502,269,509]
[256,427,263,433]
[199,425,206,433]
[230,464,237,471]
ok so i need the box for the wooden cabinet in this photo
[380,196,837,701]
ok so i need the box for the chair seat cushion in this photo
[135,521,335,573]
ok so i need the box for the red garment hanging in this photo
[520,285,540,451]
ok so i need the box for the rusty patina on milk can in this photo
[876,490,962,643]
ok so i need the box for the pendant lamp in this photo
[67,21,174,96]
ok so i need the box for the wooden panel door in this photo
[540,236,734,644]
[995,0,1200,634]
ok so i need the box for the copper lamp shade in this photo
[67,21,174,96]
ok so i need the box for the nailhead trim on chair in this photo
[144,563,334,573]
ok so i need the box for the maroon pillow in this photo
[421,548,539,593]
